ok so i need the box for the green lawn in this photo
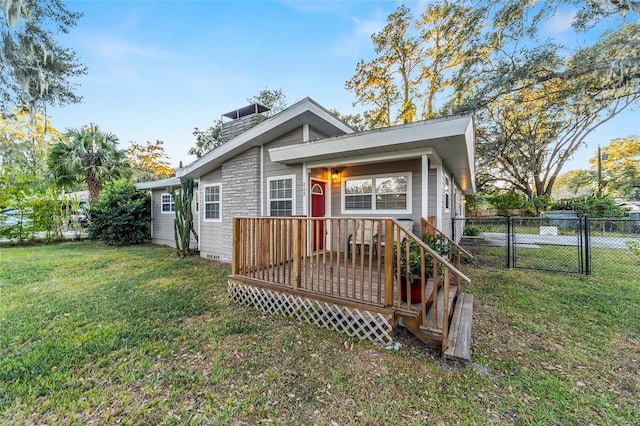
[1,242,638,424]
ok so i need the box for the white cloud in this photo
[544,8,578,34]
[333,13,387,58]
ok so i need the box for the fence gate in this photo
[509,217,586,274]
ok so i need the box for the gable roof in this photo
[269,114,476,194]
[178,97,353,179]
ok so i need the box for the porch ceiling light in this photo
[331,168,341,182]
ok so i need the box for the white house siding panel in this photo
[428,168,438,222]
[151,188,176,247]
[198,169,225,261]
[264,129,305,215]
[150,187,198,248]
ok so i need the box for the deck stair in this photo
[394,282,473,363]
[444,292,473,362]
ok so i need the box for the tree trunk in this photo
[87,176,102,203]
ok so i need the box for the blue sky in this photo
[49,0,639,172]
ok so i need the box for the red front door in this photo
[310,180,326,251]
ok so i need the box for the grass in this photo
[1,242,638,424]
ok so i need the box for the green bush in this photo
[487,190,526,214]
[463,225,482,236]
[553,195,627,218]
[89,181,150,245]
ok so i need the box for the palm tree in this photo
[48,124,131,202]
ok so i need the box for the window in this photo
[343,173,411,213]
[204,184,221,221]
[444,176,450,211]
[161,193,174,213]
[268,175,295,216]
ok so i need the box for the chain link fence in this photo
[453,216,640,276]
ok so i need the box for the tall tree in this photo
[472,18,639,197]
[0,0,86,117]
[346,2,483,126]
[419,3,484,118]
[126,139,175,181]
[346,5,423,126]
[189,119,223,159]
[0,110,59,209]
[48,124,131,202]
[247,88,287,117]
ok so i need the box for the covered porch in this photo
[229,216,474,362]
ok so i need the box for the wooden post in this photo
[232,217,240,275]
[292,219,302,290]
[384,219,394,307]
[441,268,450,358]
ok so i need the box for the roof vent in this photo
[220,103,270,143]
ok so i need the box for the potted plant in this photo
[394,234,457,303]
[394,238,433,303]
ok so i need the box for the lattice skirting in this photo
[228,279,393,346]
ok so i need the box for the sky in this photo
[48,0,639,172]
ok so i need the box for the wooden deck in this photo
[231,217,474,362]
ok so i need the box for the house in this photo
[138,97,475,260]
[136,97,476,361]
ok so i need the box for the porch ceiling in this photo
[269,114,476,194]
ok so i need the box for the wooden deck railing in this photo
[420,216,473,283]
[232,217,470,346]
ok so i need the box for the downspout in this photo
[196,179,200,250]
[421,154,428,219]
[302,124,310,216]
[302,163,308,216]
[260,145,264,216]
[150,191,154,240]
[436,164,443,229]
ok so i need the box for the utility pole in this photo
[597,146,608,197]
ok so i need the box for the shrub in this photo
[89,181,150,245]
[487,190,526,214]
[463,225,481,236]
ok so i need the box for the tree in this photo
[0,0,87,117]
[247,88,287,117]
[188,119,223,158]
[48,124,131,203]
[328,109,367,132]
[591,136,640,199]
[126,139,175,181]
[418,3,484,118]
[346,5,422,126]
[451,2,640,113]
[89,180,150,245]
[346,2,481,127]
[457,1,640,199]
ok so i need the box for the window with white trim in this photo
[444,176,450,211]
[343,173,411,213]
[268,175,295,216]
[161,193,174,213]
[204,184,221,221]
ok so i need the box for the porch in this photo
[229,217,473,362]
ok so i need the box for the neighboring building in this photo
[136,97,476,263]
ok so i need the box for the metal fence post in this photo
[584,215,591,276]
[452,216,456,242]
[506,215,512,269]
